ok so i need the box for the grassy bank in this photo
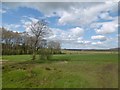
[2,52,118,88]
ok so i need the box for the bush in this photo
[39,48,52,61]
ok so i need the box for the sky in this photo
[1,1,119,49]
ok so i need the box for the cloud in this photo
[98,12,113,20]
[47,27,84,43]
[29,17,39,23]
[95,19,118,34]
[2,2,118,49]
[20,17,40,34]
[3,2,118,27]
[77,40,91,45]
[91,41,103,45]
[57,2,117,26]
[70,27,84,38]
[91,35,107,41]
[0,9,6,14]
[0,3,10,14]
[3,24,21,31]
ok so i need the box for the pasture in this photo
[2,51,118,88]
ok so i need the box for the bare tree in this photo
[28,20,51,60]
[48,41,61,54]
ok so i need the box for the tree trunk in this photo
[32,51,36,60]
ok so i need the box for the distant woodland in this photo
[1,27,61,55]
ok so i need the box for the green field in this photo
[2,52,118,88]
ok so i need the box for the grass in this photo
[2,55,32,62]
[2,53,118,62]
[52,53,118,62]
[2,52,118,88]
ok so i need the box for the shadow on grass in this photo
[2,55,72,72]
[15,56,71,65]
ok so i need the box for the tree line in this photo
[1,20,61,60]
